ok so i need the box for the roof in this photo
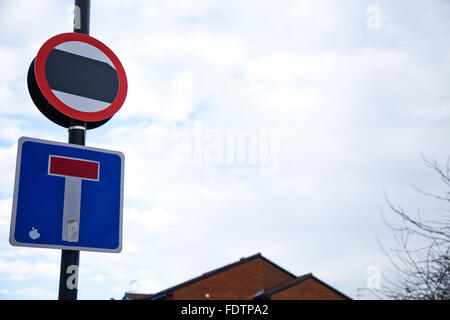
[254,273,351,300]
[123,292,156,300]
[123,253,296,300]
[122,253,350,300]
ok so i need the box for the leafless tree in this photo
[379,156,450,300]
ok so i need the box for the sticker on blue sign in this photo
[9,137,124,253]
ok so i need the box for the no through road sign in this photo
[28,32,127,128]
[9,137,124,252]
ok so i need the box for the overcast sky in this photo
[0,0,449,300]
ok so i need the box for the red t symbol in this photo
[48,156,99,243]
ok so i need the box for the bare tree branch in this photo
[378,156,450,300]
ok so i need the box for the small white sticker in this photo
[67,220,79,243]
[29,227,40,240]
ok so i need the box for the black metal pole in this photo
[58,0,90,301]
[74,0,90,35]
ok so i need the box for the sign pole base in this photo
[58,249,80,300]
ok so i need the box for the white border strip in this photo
[52,90,111,113]
[55,41,115,68]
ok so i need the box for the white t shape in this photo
[48,155,100,243]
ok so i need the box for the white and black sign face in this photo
[46,41,119,113]
[28,33,127,127]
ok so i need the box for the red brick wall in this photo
[262,263,295,290]
[172,259,263,300]
[270,278,347,300]
[167,258,346,300]
[171,258,295,300]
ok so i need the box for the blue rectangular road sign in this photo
[9,137,124,253]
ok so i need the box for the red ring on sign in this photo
[35,33,127,122]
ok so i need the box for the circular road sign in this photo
[28,33,127,129]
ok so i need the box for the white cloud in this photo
[0,259,58,281]
[0,0,449,300]
[0,145,17,196]
[0,287,54,299]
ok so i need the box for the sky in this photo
[0,0,449,300]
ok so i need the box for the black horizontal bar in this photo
[45,49,119,104]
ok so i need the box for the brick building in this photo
[123,253,350,300]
